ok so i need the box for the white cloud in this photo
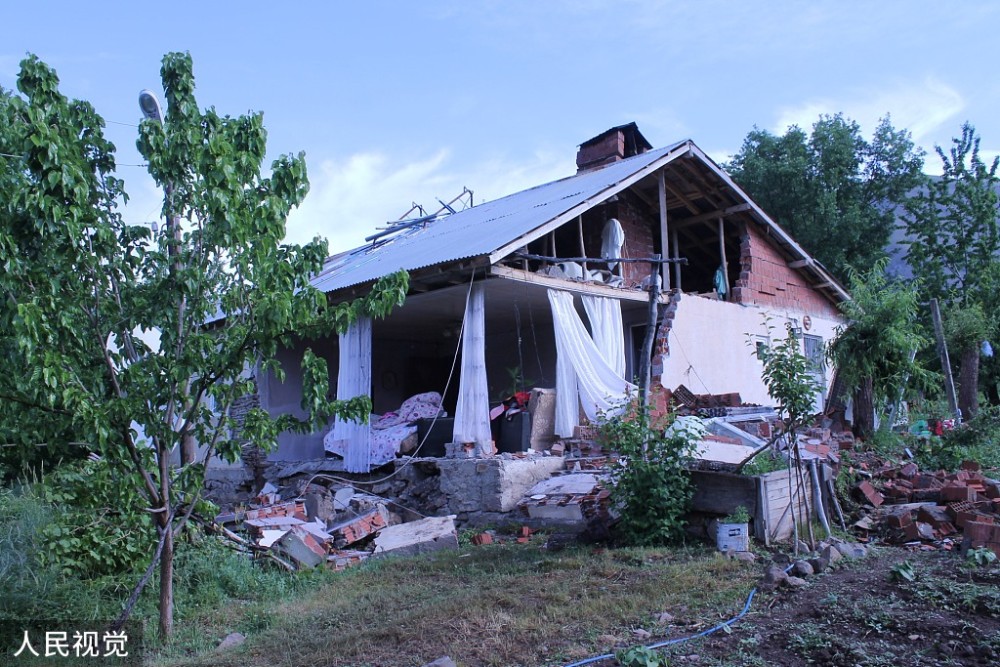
[286,148,573,253]
[773,77,965,145]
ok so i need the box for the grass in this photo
[151,541,758,667]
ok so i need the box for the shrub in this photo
[600,402,697,546]
[913,406,1000,470]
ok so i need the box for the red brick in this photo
[918,505,952,528]
[915,475,944,489]
[329,507,389,547]
[941,484,977,503]
[857,481,884,507]
[887,512,913,529]
[471,533,494,546]
[965,521,1000,545]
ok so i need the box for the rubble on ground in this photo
[847,458,1000,556]
[214,481,461,572]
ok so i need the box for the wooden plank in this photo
[489,265,666,303]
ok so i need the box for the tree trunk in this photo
[158,523,174,639]
[853,378,875,440]
[958,344,980,420]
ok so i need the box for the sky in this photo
[4,1,999,254]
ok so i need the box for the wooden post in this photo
[577,215,587,275]
[658,171,670,291]
[718,217,728,299]
[671,229,682,291]
[931,298,961,422]
[638,254,661,416]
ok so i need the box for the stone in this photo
[655,612,675,624]
[217,632,246,651]
[762,565,789,587]
[633,628,652,639]
[808,556,830,574]
[796,540,810,554]
[734,551,757,563]
[837,542,867,559]
[420,658,457,667]
[783,576,808,588]
[373,515,459,558]
[791,560,814,577]
[820,545,842,565]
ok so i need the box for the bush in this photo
[37,459,155,577]
[913,406,1000,470]
[600,402,697,546]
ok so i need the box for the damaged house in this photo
[208,123,850,516]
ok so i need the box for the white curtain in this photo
[453,283,493,455]
[328,316,372,472]
[601,218,626,270]
[582,295,626,379]
[548,290,635,437]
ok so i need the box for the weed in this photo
[965,546,998,568]
[616,645,670,667]
[890,560,917,583]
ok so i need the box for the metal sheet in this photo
[310,142,686,294]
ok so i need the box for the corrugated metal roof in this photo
[310,141,687,294]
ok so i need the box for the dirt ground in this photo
[629,546,1000,667]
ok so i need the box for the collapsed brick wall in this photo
[731,222,840,318]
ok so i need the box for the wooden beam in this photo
[577,215,587,274]
[663,180,700,215]
[674,203,752,228]
[787,258,813,269]
[489,265,668,303]
[487,142,692,265]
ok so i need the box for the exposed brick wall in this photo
[651,289,682,383]
[579,193,658,287]
[731,222,841,319]
[229,377,261,440]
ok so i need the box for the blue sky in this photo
[4,1,998,253]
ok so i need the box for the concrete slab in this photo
[373,515,459,558]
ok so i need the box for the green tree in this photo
[726,114,924,284]
[0,54,407,637]
[827,259,929,438]
[903,123,1000,418]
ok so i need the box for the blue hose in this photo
[563,562,789,667]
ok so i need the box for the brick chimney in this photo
[576,122,652,173]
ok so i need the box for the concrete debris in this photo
[274,527,327,569]
[373,515,459,557]
[517,473,612,527]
